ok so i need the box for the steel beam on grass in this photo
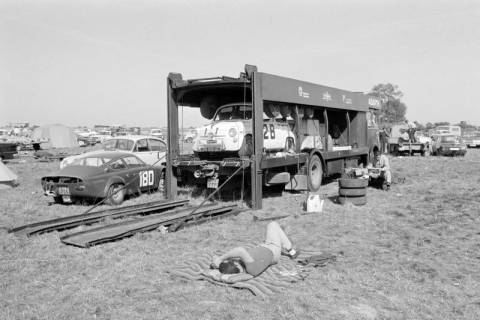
[10,199,189,236]
[60,204,240,248]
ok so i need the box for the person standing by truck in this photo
[379,127,390,153]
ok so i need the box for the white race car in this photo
[192,103,296,159]
[60,135,167,168]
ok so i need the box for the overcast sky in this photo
[1,0,479,128]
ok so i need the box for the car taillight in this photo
[228,127,237,137]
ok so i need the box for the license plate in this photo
[58,186,70,195]
[450,148,459,151]
[207,177,219,189]
[62,195,72,202]
[207,140,217,144]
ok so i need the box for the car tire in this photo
[106,183,125,205]
[185,137,193,143]
[338,195,367,206]
[338,187,367,197]
[307,154,322,192]
[338,178,369,188]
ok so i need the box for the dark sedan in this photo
[41,152,164,205]
[432,135,467,156]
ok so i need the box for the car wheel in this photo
[307,154,323,192]
[186,137,193,143]
[106,183,125,205]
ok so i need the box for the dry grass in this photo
[1,151,480,319]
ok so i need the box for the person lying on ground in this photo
[210,222,299,277]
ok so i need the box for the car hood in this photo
[45,165,105,179]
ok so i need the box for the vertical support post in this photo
[324,109,329,150]
[166,77,178,200]
[346,111,351,145]
[251,72,263,209]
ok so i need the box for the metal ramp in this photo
[9,199,189,236]
[60,204,240,248]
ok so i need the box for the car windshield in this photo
[71,156,111,167]
[213,105,252,121]
[440,135,459,143]
[103,139,134,151]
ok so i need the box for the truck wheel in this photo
[307,154,322,192]
[53,196,63,204]
[200,96,217,119]
[106,183,125,205]
[238,135,253,157]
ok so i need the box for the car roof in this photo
[105,135,165,142]
[78,151,138,160]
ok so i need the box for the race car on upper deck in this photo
[191,103,296,160]
[42,152,164,205]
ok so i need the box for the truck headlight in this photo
[228,128,237,137]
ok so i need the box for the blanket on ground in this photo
[168,248,335,298]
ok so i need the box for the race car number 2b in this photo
[263,124,275,139]
[139,170,155,187]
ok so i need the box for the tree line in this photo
[369,83,478,131]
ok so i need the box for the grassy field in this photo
[1,150,479,319]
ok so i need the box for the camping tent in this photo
[32,124,79,149]
[0,161,18,189]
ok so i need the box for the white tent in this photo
[0,161,18,189]
[32,124,79,149]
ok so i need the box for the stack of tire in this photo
[338,178,368,206]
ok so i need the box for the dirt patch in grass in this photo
[1,152,480,319]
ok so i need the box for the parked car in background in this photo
[42,152,164,205]
[464,132,480,148]
[431,134,467,156]
[434,125,461,136]
[149,128,164,140]
[60,135,167,169]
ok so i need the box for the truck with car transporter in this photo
[165,65,380,209]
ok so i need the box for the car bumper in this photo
[438,149,467,156]
[42,182,105,200]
